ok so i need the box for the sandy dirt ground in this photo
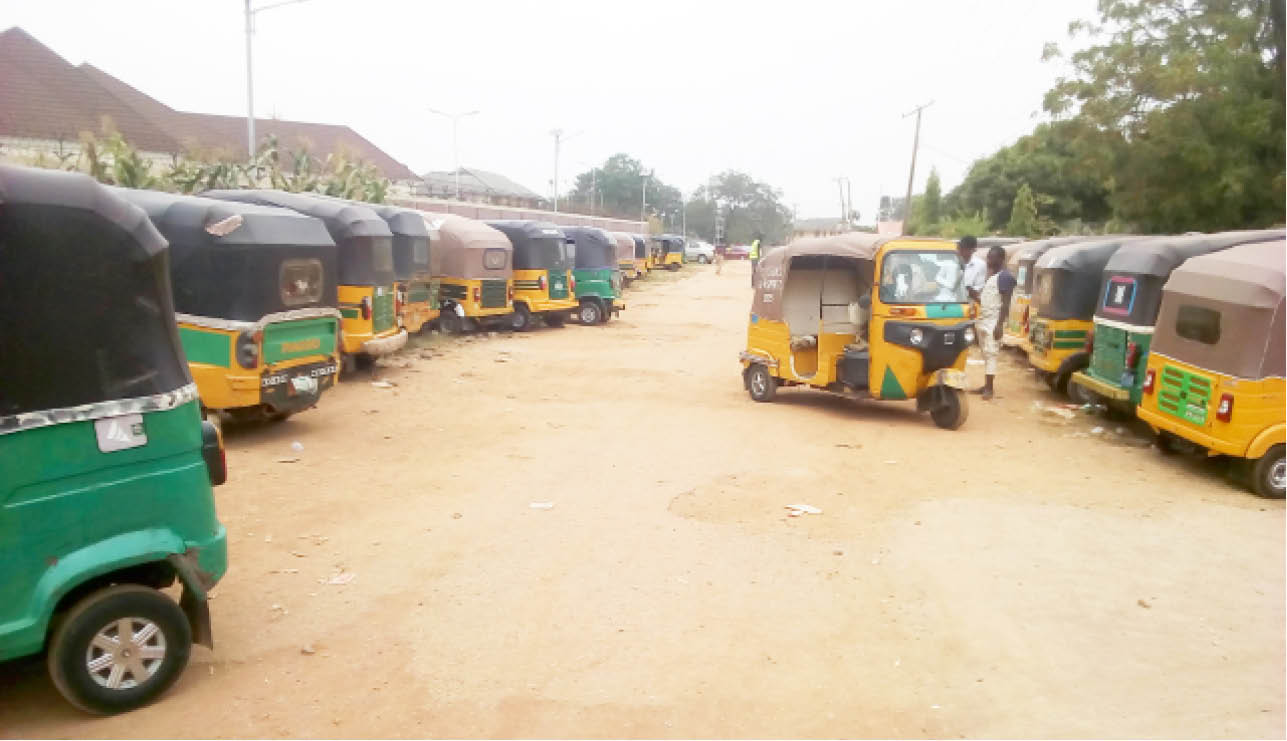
[1,259,1283,739]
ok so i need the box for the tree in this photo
[919,168,943,232]
[567,153,680,221]
[1043,0,1285,231]
[1006,183,1040,237]
[694,170,793,244]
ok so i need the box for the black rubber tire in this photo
[667,263,680,272]
[1251,445,1286,499]
[930,388,970,430]
[1154,431,1180,455]
[47,585,192,715]
[746,364,777,402]
[509,304,532,332]
[340,354,358,378]
[439,311,463,335]
[577,301,602,326]
[543,313,565,328]
[1050,369,1072,396]
[697,255,709,264]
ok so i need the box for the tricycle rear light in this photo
[1084,331,1095,353]
[538,274,547,291]
[1216,393,1233,422]
[1142,369,1156,394]
[235,330,260,369]
[200,420,227,486]
[569,275,576,292]
[360,296,372,320]
[472,286,481,303]
[507,284,514,302]
[1125,341,1139,369]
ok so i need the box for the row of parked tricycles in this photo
[737,229,1284,497]
[0,164,689,713]
[1001,230,1285,498]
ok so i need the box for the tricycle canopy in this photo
[202,189,395,287]
[1009,236,1095,294]
[0,165,192,429]
[1095,229,1284,326]
[610,232,636,263]
[1032,236,1142,320]
[368,204,431,281]
[631,234,648,258]
[486,220,571,272]
[752,233,882,321]
[432,215,513,278]
[1151,238,1286,379]
[651,235,684,253]
[116,188,339,322]
[564,226,616,269]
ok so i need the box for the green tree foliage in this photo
[943,120,1115,233]
[31,122,390,203]
[1006,183,1041,237]
[918,168,943,233]
[1042,0,1285,231]
[567,153,681,222]
[689,170,793,244]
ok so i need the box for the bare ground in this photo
[1,259,1283,739]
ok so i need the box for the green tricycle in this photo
[0,165,228,714]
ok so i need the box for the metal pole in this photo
[846,180,853,225]
[244,0,255,160]
[641,176,648,226]
[681,194,686,238]
[551,129,561,212]
[836,177,846,224]
[901,100,933,235]
[452,116,461,200]
[590,167,596,215]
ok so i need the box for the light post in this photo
[244,0,313,160]
[428,108,479,200]
[641,174,649,225]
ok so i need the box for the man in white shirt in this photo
[958,236,986,301]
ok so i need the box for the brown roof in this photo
[0,27,178,151]
[0,27,416,181]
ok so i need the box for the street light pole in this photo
[244,0,314,161]
[550,129,562,212]
[641,174,648,226]
[428,108,479,200]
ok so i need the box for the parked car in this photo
[684,240,715,263]
[726,244,751,260]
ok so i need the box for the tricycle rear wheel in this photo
[1250,445,1285,499]
[746,364,777,402]
[47,584,192,715]
[930,388,969,430]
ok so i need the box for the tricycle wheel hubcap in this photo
[751,373,766,395]
[86,617,166,689]
[1271,459,1285,490]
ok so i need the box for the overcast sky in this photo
[2,0,1095,222]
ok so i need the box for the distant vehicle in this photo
[726,244,751,260]
[684,240,715,263]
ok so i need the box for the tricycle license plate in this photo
[938,369,966,388]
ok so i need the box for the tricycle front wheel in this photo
[47,584,193,715]
[930,387,969,430]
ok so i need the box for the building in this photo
[791,217,849,239]
[418,167,547,209]
[0,27,417,183]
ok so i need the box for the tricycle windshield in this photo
[878,250,967,304]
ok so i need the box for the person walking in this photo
[714,242,726,275]
[973,245,1016,401]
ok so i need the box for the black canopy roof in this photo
[363,203,430,281]
[1033,236,1143,320]
[0,165,191,420]
[486,220,569,272]
[631,234,647,258]
[1103,230,1285,279]
[202,189,395,286]
[563,226,616,270]
[116,188,339,321]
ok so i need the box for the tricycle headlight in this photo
[963,327,976,344]
[909,328,924,346]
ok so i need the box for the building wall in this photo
[390,195,647,233]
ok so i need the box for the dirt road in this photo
[2,260,1283,739]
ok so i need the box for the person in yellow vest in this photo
[749,235,762,285]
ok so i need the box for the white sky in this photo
[2,0,1094,222]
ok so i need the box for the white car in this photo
[684,240,715,263]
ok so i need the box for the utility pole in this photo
[681,193,686,238]
[589,167,596,215]
[901,100,933,235]
[550,129,563,212]
[641,174,649,226]
[244,0,314,161]
[834,177,847,225]
[846,180,853,225]
[428,108,480,200]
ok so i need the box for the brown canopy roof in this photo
[752,233,885,321]
[430,215,512,279]
[1152,238,1286,379]
[609,231,636,262]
